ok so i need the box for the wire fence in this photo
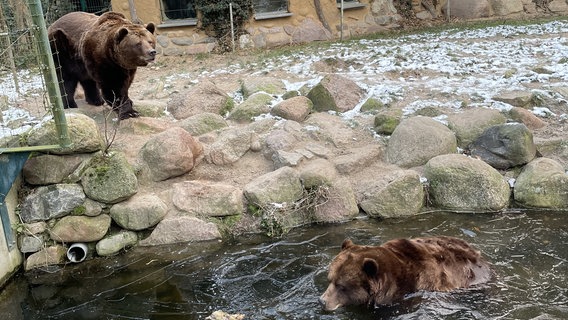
[0,0,69,153]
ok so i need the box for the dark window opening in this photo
[162,0,196,20]
[72,0,111,14]
[253,0,288,14]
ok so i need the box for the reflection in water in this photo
[0,211,567,319]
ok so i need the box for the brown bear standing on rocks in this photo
[48,11,156,119]
[319,236,492,311]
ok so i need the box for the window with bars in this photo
[162,0,197,20]
[253,0,288,13]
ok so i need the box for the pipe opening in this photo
[67,243,88,263]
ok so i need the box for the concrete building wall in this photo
[0,176,23,288]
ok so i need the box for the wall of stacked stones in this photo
[110,0,568,55]
[17,72,568,270]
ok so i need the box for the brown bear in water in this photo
[319,236,492,311]
[48,11,156,119]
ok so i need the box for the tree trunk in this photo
[314,0,331,32]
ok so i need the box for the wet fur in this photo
[320,236,492,311]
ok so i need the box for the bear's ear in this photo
[341,239,354,251]
[146,22,155,34]
[115,28,129,43]
[362,258,379,277]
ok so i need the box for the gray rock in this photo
[469,123,536,169]
[490,0,524,15]
[312,177,359,223]
[18,235,44,253]
[299,158,338,188]
[270,96,312,122]
[304,113,358,147]
[358,170,425,218]
[447,108,507,147]
[133,100,167,117]
[507,107,547,130]
[49,214,111,243]
[514,157,568,208]
[21,221,47,235]
[262,129,299,160]
[424,154,510,211]
[171,181,244,217]
[244,166,304,207]
[492,90,534,108]
[241,76,286,98]
[83,198,103,217]
[20,184,86,223]
[167,80,234,119]
[289,17,332,44]
[96,231,139,256]
[374,109,402,135]
[206,127,253,165]
[272,150,305,168]
[448,0,491,19]
[138,127,203,181]
[23,154,84,185]
[24,245,66,271]
[332,146,382,174]
[81,152,138,204]
[387,116,457,168]
[179,112,228,136]
[138,216,221,246]
[307,74,365,112]
[28,113,103,155]
[110,194,168,230]
[228,92,272,123]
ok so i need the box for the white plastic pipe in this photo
[67,243,88,263]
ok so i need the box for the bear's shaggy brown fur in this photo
[48,11,156,119]
[320,236,492,311]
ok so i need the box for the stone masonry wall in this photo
[111,0,568,54]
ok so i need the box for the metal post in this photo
[28,0,71,148]
[340,0,344,41]
[229,2,235,52]
[447,0,450,21]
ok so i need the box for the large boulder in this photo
[206,127,253,165]
[424,154,510,211]
[81,152,138,204]
[490,0,524,15]
[358,170,425,218]
[96,231,139,256]
[178,112,228,136]
[171,181,244,217]
[167,80,234,119]
[469,123,536,170]
[270,96,313,122]
[109,194,168,230]
[312,177,359,223]
[49,214,111,243]
[307,74,365,112]
[23,154,85,185]
[244,166,304,207]
[240,76,286,98]
[227,92,272,123]
[299,159,359,222]
[27,113,103,154]
[387,116,457,168]
[514,157,568,208]
[138,127,203,181]
[446,0,491,19]
[19,184,85,223]
[447,108,507,147]
[138,216,221,246]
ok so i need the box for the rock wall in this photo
[110,0,568,54]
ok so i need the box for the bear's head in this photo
[319,239,386,311]
[114,22,157,69]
